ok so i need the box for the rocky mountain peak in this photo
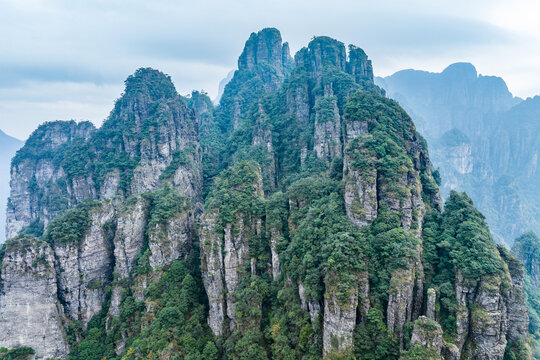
[237,27,289,72]
[306,36,347,74]
[12,120,94,160]
[441,62,478,81]
[347,44,374,84]
[0,28,534,360]
[122,67,177,100]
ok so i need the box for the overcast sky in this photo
[1,0,539,140]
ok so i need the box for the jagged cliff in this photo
[0,28,532,360]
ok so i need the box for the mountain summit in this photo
[0,29,533,360]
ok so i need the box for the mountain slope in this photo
[0,129,23,244]
[0,29,532,360]
[377,64,539,245]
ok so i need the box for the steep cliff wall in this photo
[6,121,95,239]
[0,236,69,359]
[6,68,201,243]
[0,28,532,360]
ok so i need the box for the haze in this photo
[1,0,539,139]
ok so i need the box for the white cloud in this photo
[0,0,539,138]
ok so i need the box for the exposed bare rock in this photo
[387,267,417,349]
[346,46,374,84]
[427,288,437,320]
[200,210,226,336]
[323,288,358,356]
[298,282,321,324]
[468,276,508,360]
[113,197,148,280]
[200,163,265,333]
[269,229,282,280]
[6,121,94,239]
[0,237,69,359]
[343,139,377,229]
[238,28,288,73]
[410,316,444,358]
[100,171,121,199]
[148,208,195,269]
[53,203,115,328]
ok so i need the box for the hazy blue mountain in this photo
[0,129,23,243]
[213,69,234,104]
[377,64,539,245]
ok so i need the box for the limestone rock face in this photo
[343,142,377,229]
[113,197,148,280]
[223,216,263,331]
[469,277,508,360]
[426,288,437,320]
[298,282,321,324]
[251,103,276,190]
[238,27,290,73]
[504,257,530,343]
[6,121,95,239]
[450,263,531,360]
[386,267,418,349]
[378,137,428,233]
[200,164,265,334]
[6,69,202,243]
[269,229,282,280]
[222,28,293,132]
[54,203,115,328]
[200,210,226,336]
[346,46,374,84]
[323,289,358,355]
[313,96,342,161]
[148,209,195,270]
[0,237,69,359]
[305,36,346,78]
[117,73,200,198]
[410,316,444,358]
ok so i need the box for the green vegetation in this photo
[70,260,214,360]
[0,347,35,360]
[147,186,190,229]
[44,201,100,245]
[513,231,540,358]
[6,31,531,360]
[421,191,506,338]
[353,308,399,359]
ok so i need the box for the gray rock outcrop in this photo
[0,237,69,358]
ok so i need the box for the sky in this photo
[1,0,540,140]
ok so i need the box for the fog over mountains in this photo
[0,130,22,243]
[376,63,540,245]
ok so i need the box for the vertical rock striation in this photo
[6,121,95,239]
[200,162,265,334]
[0,237,69,359]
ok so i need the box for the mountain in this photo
[0,29,532,360]
[512,231,540,358]
[214,69,234,104]
[0,129,23,244]
[376,64,539,245]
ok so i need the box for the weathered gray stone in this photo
[0,238,69,359]
[148,209,194,269]
[54,203,115,328]
[410,316,443,358]
[426,288,437,320]
[200,210,226,336]
[323,287,358,356]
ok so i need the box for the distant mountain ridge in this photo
[0,129,23,244]
[376,63,539,244]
